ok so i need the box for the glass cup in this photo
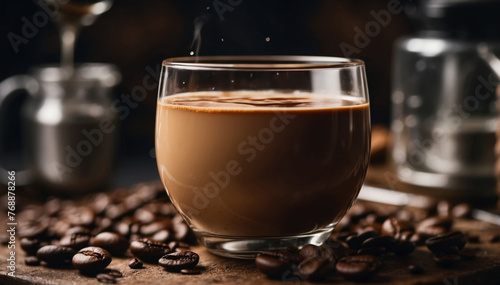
[155,56,371,258]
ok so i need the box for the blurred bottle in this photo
[391,0,500,199]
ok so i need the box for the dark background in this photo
[0,0,412,184]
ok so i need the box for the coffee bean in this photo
[62,206,95,227]
[357,247,386,256]
[255,252,293,278]
[361,236,397,251]
[416,216,453,232]
[297,256,334,280]
[129,258,143,269]
[168,241,190,251]
[180,268,202,275]
[437,200,451,217]
[395,230,423,245]
[130,238,171,263]
[140,219,172,236]
[91,232,129,256]
[451,203,472,219]
[96,273,116,284]
[425,231,467,254]
[382,217,412,237]
[408,264,424,274]
[133,208,156,224]
[299,244,321,261]
[20,238,43,256]
[36,245,76,267]
[158,251,199,272]
[336,255,380,281]
[59,232,91,250]
[395,209,414,223]
[19,219,49,239]
[25,256,40,266]
[417,226,448,239]
[392,241,415,256]
[433,252,460,267]
[72,246,112,274]
[173,222,191,242]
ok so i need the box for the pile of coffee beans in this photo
[255,201,493,282]
[12,182,201,283]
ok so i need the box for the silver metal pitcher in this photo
[0,63,121,195]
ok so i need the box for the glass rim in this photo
[163,55,364,70]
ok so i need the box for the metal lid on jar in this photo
[404,0,500,39]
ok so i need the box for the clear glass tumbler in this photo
[155,56,371,258]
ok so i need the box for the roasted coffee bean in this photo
[128,258,143,269]
[392,240,415,256]
[72,246,112,274]
[433,252,460,267]
[91,193,112,215]
[19,219,49,239]
[59,232,91,250]
[297,256,334,280]
[62,206,96,227]
[382,217,412,237]
[395,209,414,223]
[133,208,156,224]
[96,273,116,284]
[25,256,40,266]
[168,241,190,251]
[345,234,363,250]
[361,236,397,251]
[158,251,200,272]
[255,252,294,278]
[173,222,191,242]
[20,238,44,256]
[64,226,92,236]
[357,247,385,256]
[44,197,63,217]
[105,204,128,220]
[336,255,380,281]
[416,226,447,239]
[299,244,321,261]
[451,203,472,219]
[425,231,467,254]
[416,216,453,232]
[261,249,300,265]
[91,232,129,256]
[36,245,76,267]
[139,219,172,236]
[130,238,171,263]
[408,264,424,274]
[180,268,202,275]
[93,217,113,235]
[395,230,423,245]
[437,200,451,217]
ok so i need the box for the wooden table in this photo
[1,163,500,284]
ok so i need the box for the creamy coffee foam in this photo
[156,91,370,237]
[163,91,366,111]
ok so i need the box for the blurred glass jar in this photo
[0,63,121,195]
[391,0,500,199]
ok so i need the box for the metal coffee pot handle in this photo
[0,75,39,186]
[478,43,500,79]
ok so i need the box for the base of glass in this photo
[195,227,334,259]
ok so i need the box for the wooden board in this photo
[1,209,500,285]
